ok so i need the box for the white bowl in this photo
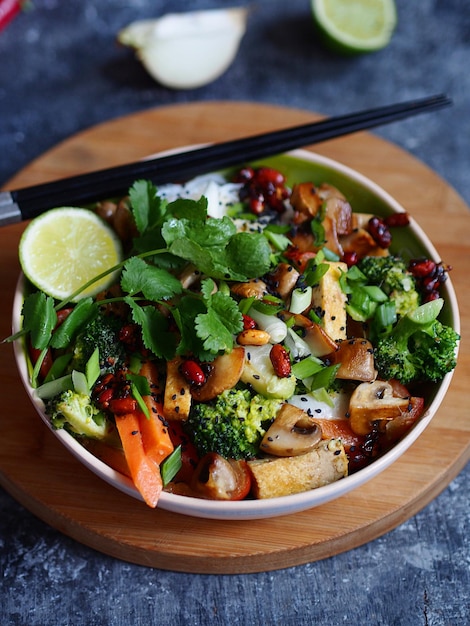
[12,149,460,520]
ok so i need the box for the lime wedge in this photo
[19,207,123,301]
[311,0,397,54]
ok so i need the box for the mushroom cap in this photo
[260,403,322,457]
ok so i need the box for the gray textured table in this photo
[1,1,469,624]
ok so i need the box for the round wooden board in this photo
[1,102,469,574]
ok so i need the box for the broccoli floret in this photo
[47,389,110,439]
[374,298,460,385]
[70,312,127,374]
[358,255,420,316]
[185,388,283,460]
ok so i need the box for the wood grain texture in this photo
[0,102,469,574]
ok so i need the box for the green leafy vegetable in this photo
[121,256,183,301]
[195,279,243,354]
[22,291,57,350]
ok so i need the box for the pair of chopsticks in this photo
[0,93,452,227]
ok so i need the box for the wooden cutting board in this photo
[1,102,469,574]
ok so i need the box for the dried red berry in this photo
[384,212,410,228]
[342,251,358,267]
[253,167,285,187]
[368,217,392,248]
[242,314,257,330]
[408,259,436,278]
[234,167,254,183]
[180,360,206,387]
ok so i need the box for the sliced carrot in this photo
[138,360,174,465]
[115,411,163,508]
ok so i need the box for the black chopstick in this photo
[1,93,452,226]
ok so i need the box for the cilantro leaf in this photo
[162,214,236,247]
[166,196,208,221]
[225,231,272,278]
[172,295,216,361]
[129,180,166,235]
[167,237,235,280]
[121,257,183,301]
[126,298,177,360]
[195,279,243,354]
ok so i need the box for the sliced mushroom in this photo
[260,403,322,457]
[339,227,385,260]
[231,278,268,299]
[323,196,353,236]
[325,338,377,382]
[191,347,245,402]
[317,183,347,201]
[322,215,344,257]
[302,322,338,357]
[384,396,425,443]
[265,262,300,299]
[190,453,251,501]
[349,380,411,436]
[351,212,375,230]
[290,182,322,223]
[289,232,315,259]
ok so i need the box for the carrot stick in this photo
[138,360,174,466]
[115,411,163,508]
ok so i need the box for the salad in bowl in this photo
[10,150,460,520]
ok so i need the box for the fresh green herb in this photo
[50,298,97,349]
[22,291,57,350]
[160,445,182,486]
[85,348,101,390]
[195,279,244,354]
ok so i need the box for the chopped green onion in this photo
[285,328,312,359]
[362,285,388,302]
[86,347,101,389]
[31,346,49,388]
[374,300,397,328]
[311,217,325,246]
[161,445,183,486]
[322,247,340,261]
[304,262,329,287]
[238,296,256,316]
[251,297,283,315]
[346,264,367,282]
[291,356,324,380]
[289,286,312,314]
[309,364,340,391]
[72,370,89,395]
[249,308,287,343]
[263,229,291,251]
[310,386,335,408]
[35,373,74,400]
[44,352,73,384]
[130,382,150,419]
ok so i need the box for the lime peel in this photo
[311,0,397,55]
[19,207,123,302]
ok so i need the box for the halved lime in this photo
[19,207,123,301]
[311,0,397,54]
